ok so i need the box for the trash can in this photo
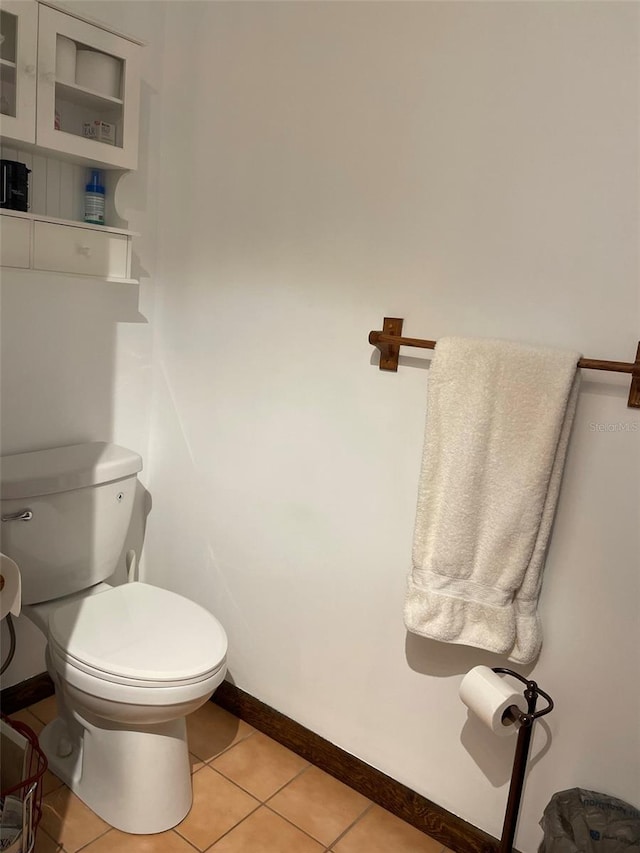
[541,788,640,853]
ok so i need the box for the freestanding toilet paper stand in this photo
[493,667,554,853]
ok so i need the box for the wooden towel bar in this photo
[368,317,640,409]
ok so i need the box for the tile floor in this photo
[10,697,453,853]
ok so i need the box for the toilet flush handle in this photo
[1,509,33,522]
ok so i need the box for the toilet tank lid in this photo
[1,442,143,499]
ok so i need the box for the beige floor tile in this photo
[176,765,259,850]
[267,766,370,846]
[40,786,110,853]
[81,827,197,852]
[29,696,58,726]
[34,829,63,852]
[211,732,309,801]
[210,806,324,853]
[41,768,65,796]
[333,805,444,853]
[9,708,45,735]
[186,701,255,762]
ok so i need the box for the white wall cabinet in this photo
[1,1,142,170]
[0,2,143,280]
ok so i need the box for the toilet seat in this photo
[48,582,227,690]
[49,643,227,708]
[49,641,225,688]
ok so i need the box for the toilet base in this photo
[40,713,192,834]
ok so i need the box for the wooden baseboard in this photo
[213,681,503,853]
[0,672,55,715]
[1,673,504,853]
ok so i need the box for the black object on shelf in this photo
[1,160,31,212]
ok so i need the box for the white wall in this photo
[144,3,640,851]
[0,1,165,686]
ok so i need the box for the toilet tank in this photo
[0,442,142,605]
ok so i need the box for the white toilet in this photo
[0,442,228,834]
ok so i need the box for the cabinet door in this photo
[36,6,140,170]
[0,1,38,144]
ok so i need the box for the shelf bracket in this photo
[370,317,403,371]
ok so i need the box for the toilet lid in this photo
[48,582,227,684]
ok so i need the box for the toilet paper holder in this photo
[492,667,554,853]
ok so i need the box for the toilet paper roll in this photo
[56,36,77,84]
[0,553,21,619]
[459,666,525,737]
[75,49,121,99]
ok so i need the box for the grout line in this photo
[181,800,263,851]
[202,727,258,764]
[28,701,57,727]
[173,827,209,852]
[29,709,52,726]
[262,802,334,849]
[45,774,65,796]
[73,825,112,851]
[261,763,311,803]
[37,826,63,851]
[204,764,262,805]
[207,749,310,804]
[188,726,258,767]
[324,801,376,850]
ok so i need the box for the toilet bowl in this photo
[26,581,228,834]
[1,441,229,834]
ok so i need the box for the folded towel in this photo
[403,337,580,663]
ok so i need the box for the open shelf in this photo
[55,79,123,110]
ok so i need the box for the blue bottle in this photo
[84,169,105,225]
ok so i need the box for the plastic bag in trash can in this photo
[540,789,640,853]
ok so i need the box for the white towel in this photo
[403,337,580,663]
